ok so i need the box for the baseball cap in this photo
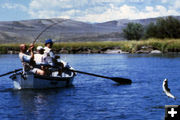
[37,46,44,50]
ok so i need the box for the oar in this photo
[69,69,132,84]
[0,68,22,77]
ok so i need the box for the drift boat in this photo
[9,70,76,90]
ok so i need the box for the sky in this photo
[0,0,180,23]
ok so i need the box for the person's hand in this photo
[30,43,34,49]
[55,56,60,59]
[29,43,34,51]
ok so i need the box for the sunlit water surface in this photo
[0,54,180,120]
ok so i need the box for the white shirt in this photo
[44,47,55,57]
[44,47,55,66]
[34,54,46,65]
[19,52,32,72]
[19,52,31,62]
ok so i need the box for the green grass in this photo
[1,39,180,54]
[0,43,20,54]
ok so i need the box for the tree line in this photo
[123,16,180,40]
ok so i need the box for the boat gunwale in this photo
[34,74,75,81]
[10,72,75,82]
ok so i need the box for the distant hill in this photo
[0,16,180,43]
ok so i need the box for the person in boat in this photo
[44,39,64,75]
[44,39,59,66]
[34,46,50,75]
[19,44,45,76]
[34,46,47,65]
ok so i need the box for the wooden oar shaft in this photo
[71,69,110,79]
[0,68,22,77]
[69,69,132,84]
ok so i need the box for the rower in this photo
[44,39,60,66]
[43,39,64,76]
[19,44,45,76]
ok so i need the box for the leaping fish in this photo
[162,79,176,100]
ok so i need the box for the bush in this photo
[145,16,180,39]
[123,22,144,40]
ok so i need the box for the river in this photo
[0,54,180,120]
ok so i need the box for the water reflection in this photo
[11,87,76,119]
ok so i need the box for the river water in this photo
[0,54,180,120]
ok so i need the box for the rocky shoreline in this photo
[2,39,180,54]
[5,46,162,54]
[56,46,163,54]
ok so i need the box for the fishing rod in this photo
[32,19,66,44]
[0,19,67,77]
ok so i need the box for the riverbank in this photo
[1,39,180,54]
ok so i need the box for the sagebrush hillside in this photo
[0,16,180,43]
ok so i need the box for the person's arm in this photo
[29,44,34,61]
[49,50,60,59]
[30,49,34,60]
[28,44,36,66]
[49,50,55,58]
[22,55,31,63]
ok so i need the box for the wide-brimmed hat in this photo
[45,39,53,45]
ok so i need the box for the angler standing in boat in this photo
[19,44,45,75]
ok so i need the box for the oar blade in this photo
[110,77,132,84]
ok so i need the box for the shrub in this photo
[123,22,144,40]
[145,16,180,39]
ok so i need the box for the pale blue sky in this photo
[0,0,180,22]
